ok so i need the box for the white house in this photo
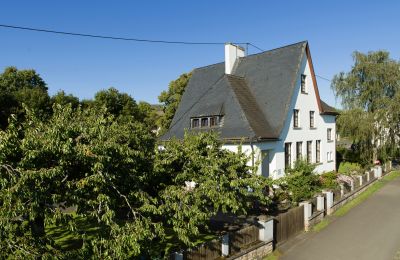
[161,41,338,179]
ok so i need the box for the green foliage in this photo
[320,171,339,190]
[137,101,161,132]
[153,132,270,249]
[92,87,141,122]
[332,51,400,164]
[158,72,192,133]
[277,160,321,204]
[0,66,50,128]
[51,90,80,109]
[0,104,270,258]
[0,105,158,258]
[338,162,362,175]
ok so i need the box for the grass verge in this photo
[334,171,400,217]
[312,171,400,232]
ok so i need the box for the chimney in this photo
[225,43,245,74]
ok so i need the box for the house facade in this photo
[161,41,338,179]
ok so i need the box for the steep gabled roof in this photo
[161,41,335,141]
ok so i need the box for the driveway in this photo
[280,176,400,260]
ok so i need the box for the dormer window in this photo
[301,74,307,93]
[191,115,222,129]
[191,118,199,128]
[201,118,208,127]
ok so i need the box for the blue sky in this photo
[0,1,399,107]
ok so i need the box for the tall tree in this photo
[92,87,140,122]
[51,90,80,109]
[0,105,158,258]
[153,132,270,250]
[158,72,192,133]
[332,51,400,164]
[0,67,50,128]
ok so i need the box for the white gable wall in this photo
[222,52,336,179]
[275,52,336,176]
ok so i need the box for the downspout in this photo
[249,136,257,172]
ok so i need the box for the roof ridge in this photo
[191,41,308,72]
[239,41,308,60]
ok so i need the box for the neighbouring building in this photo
[161,41,338,179]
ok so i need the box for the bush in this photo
[277,160,321,204]
[338,162,362,175]
[320,171,339,190]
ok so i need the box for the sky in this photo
[0,1,399,107]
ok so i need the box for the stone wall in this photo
[228,241,273,260]
[308,210,325,227]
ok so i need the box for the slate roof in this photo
[161,41,337,141]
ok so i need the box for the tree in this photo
[153,132,270,250]
[332,51,400,164]
[92,87,140,122]
[0,105,158,258]
[158,72,191,133]
[137,101,161,133]
[0,67,50,128]
[51,90,80,109]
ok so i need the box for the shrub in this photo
[277,160,321,204]
[338,162,362,175]
[320,171,339,190]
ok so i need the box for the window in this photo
[293,109,299,128]
[201,117,209,127]
[327,128,332,141]
[191,116,222,129]
[210,116,216,127]
[285,143,292,169]
[307,141,312,163]
[301,74,307,93]
[191,118,199,128]
[310,111,315,128]
[296,142,302,160]
[316,140,321,163]
[327,151,333,162]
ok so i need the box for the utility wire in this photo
[315,75,332,82]
[0,23,333,81]
[0,23,249,46]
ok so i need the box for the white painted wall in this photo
[222,52,336,179]
[225,43,245,74]
[275,53,336,176]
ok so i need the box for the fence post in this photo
[323,191,334,215]
[350,179,355,191]
[358,175,363,186]
[299,201,312,231]
[221,233,229,257]
[374,166,382,179]
[366,171,370,182]
[317,195,325,212]
[340,183,344,197]
[174,251,183,260]
[258,215,273,242]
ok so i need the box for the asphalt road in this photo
[280,176,400,260]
